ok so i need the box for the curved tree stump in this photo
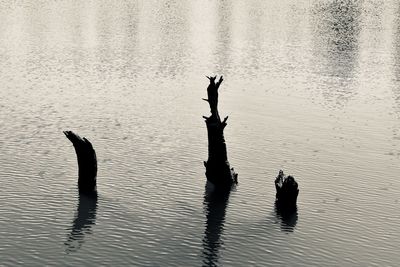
[274,170,299,209]
[64,131,97,193]
[203,76,237,188]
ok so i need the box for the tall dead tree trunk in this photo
[64,131,97,193]
[203,76,237,187]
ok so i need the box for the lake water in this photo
[0,0,400,266]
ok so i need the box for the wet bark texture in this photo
[64,131,97,192]
[203,76,237,187]
[274,170,299,208]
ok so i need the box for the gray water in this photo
[0,0,400,266]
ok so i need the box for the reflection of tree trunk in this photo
[203,76,237,187]
[65,192,98,253]
[201,183,231,267]
[64,131,97,192]
[274,202,298,232]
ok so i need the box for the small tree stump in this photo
[203,75,237,188]
[64,131,97,193]
[274,170,299,208]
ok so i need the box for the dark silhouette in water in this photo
[64,191,98,253]
[274,170,299,208]
[64,131,97,192]
[274,202,298,232]
[203,76,237,187]
[201,182,231,267]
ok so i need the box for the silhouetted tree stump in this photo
[275,170,299,208]
[64,131,97,193]
[203,75,237,188]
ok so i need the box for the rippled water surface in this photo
[1,0,400,266]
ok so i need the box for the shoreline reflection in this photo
[311,0,361,107]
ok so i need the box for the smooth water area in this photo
[0,0,400,266]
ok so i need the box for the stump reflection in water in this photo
[64,192,98,253]
[274,203,298,232]
[201,182,232,267]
